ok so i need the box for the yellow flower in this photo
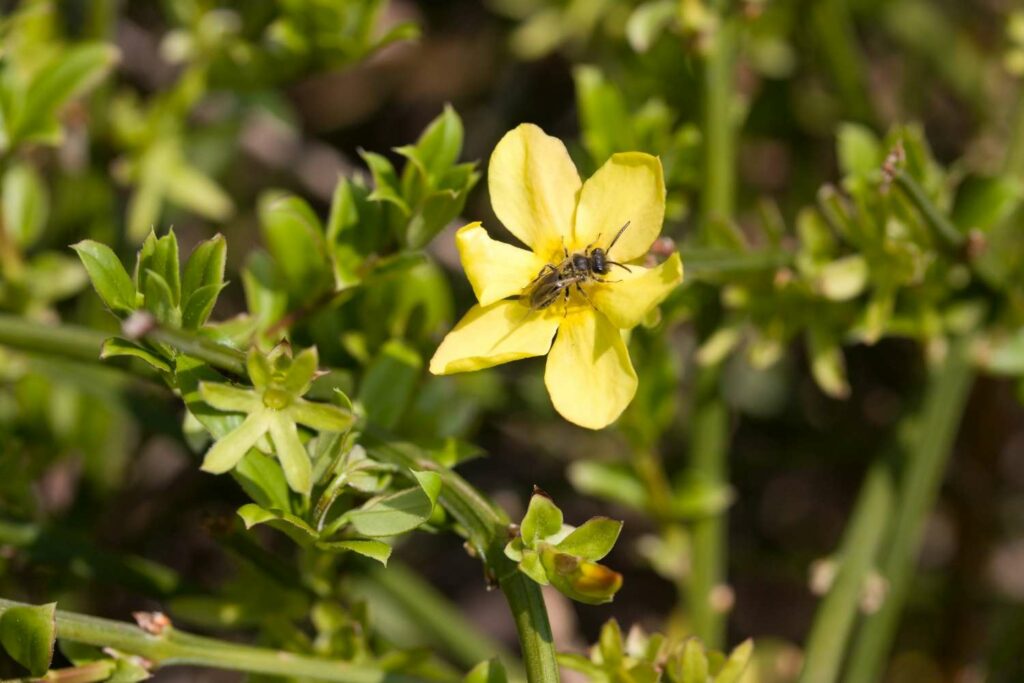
[429,124,683,429]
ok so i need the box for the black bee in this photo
[526,221,632,311]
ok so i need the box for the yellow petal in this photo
[488,124,581,257]
[430,299,559,374]
[590,253,683,329]
[572,152,665,262]
[456,222,547,306]
[544,310,637,429]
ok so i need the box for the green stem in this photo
[797,457,896,683]
[686,368,729,649]
[701,6,736,230]
[893,170,966,254]
[357,563,519,674]
[0,598,430,683]
[811,0,874,125]
[0,313,108,363]
[145,324,247,376]
[844,339,974,683]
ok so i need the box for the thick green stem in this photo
[686,368,729,649]
[679,248,792,279]
[0,598,430,683]
[0,313,108,363]
[688,0,738,648]
[797,458,896,683]
[844,339,973,683]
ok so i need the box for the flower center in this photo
[262,387,292,410]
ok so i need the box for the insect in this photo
[526,221,633,311]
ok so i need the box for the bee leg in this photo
[583,233,603,253]
[575,282,597,309]
[607,261,632,273]
[593,277,622,284]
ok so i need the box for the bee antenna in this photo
[607,221,631,254]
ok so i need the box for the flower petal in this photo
[590,253,683,329]
[456,222,547,306]
[199,382,263,413]
[202,410,271,474]
[572,152,665,262]
[268,413,312,494]
[288,397,355,432]
[429,299,559,374]
[489,124,581,257]
[544,310,637,429]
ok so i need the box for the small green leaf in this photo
[520,494,563,547]
[0,602,56,677]
[163,160,233,221]
[598,619,624,666]
[2,162,48,249]
[72,240,137,315]
[837,122,881,178]
[234,449,291,511]
[138,231,181,305]
[100,337,172,372]
[399,104,463,179]
[464,659,508,683]
[808,326,850,399]
[182,234,227,302]
[182,282,227,329]
[357,339,422,429]
[567,461,648,511]
[626,0,678,53]
[676,639,710,683]
[259,192,330,298]
[347,471,442,537]
[361,151,409,214]
[142,268,178,325]
[712,639,753,683]
[817,254,868,301]
[555,517,622,562]
[13,44,118,145]
[952,174,1022,234]
[517,550,549,586]
[317,539,392,566]
[237,503,317,545]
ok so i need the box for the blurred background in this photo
[3,1,1024,682]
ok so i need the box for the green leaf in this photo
[574,66,631,163]
[464,659,508,683]
[182,282,226,329]
[347,471,442,537]
[598,619,624,666]
[361,151,409,214]
[234,449,291,511]
[259,192,330,298]
[712,639,753,683]
[182,234,227,302]
[2,162,48,249]
[836,122,881,178]
[142,268,178,325]
[671,476,735,519]
[398,105,463,179]
[138,231,181,305]
[357,339,422,429]
[626,0,678,53]
[952,174,1022,234]
[517,550,549,586]
[675,639,710,683]
[237,503,317,545]
[808,326,850,399]
[816,254,868,301]
[163,160,233,221]
[13,44,119,145]
[567,461,648,511]
[0,602,56,677]
[555,517,622,562]
[317,539,392,566]
[100,337,172,372]
[24,252,88,303]
[72,240,138,315]
[520,494,563,547]
[242,251,288,331]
